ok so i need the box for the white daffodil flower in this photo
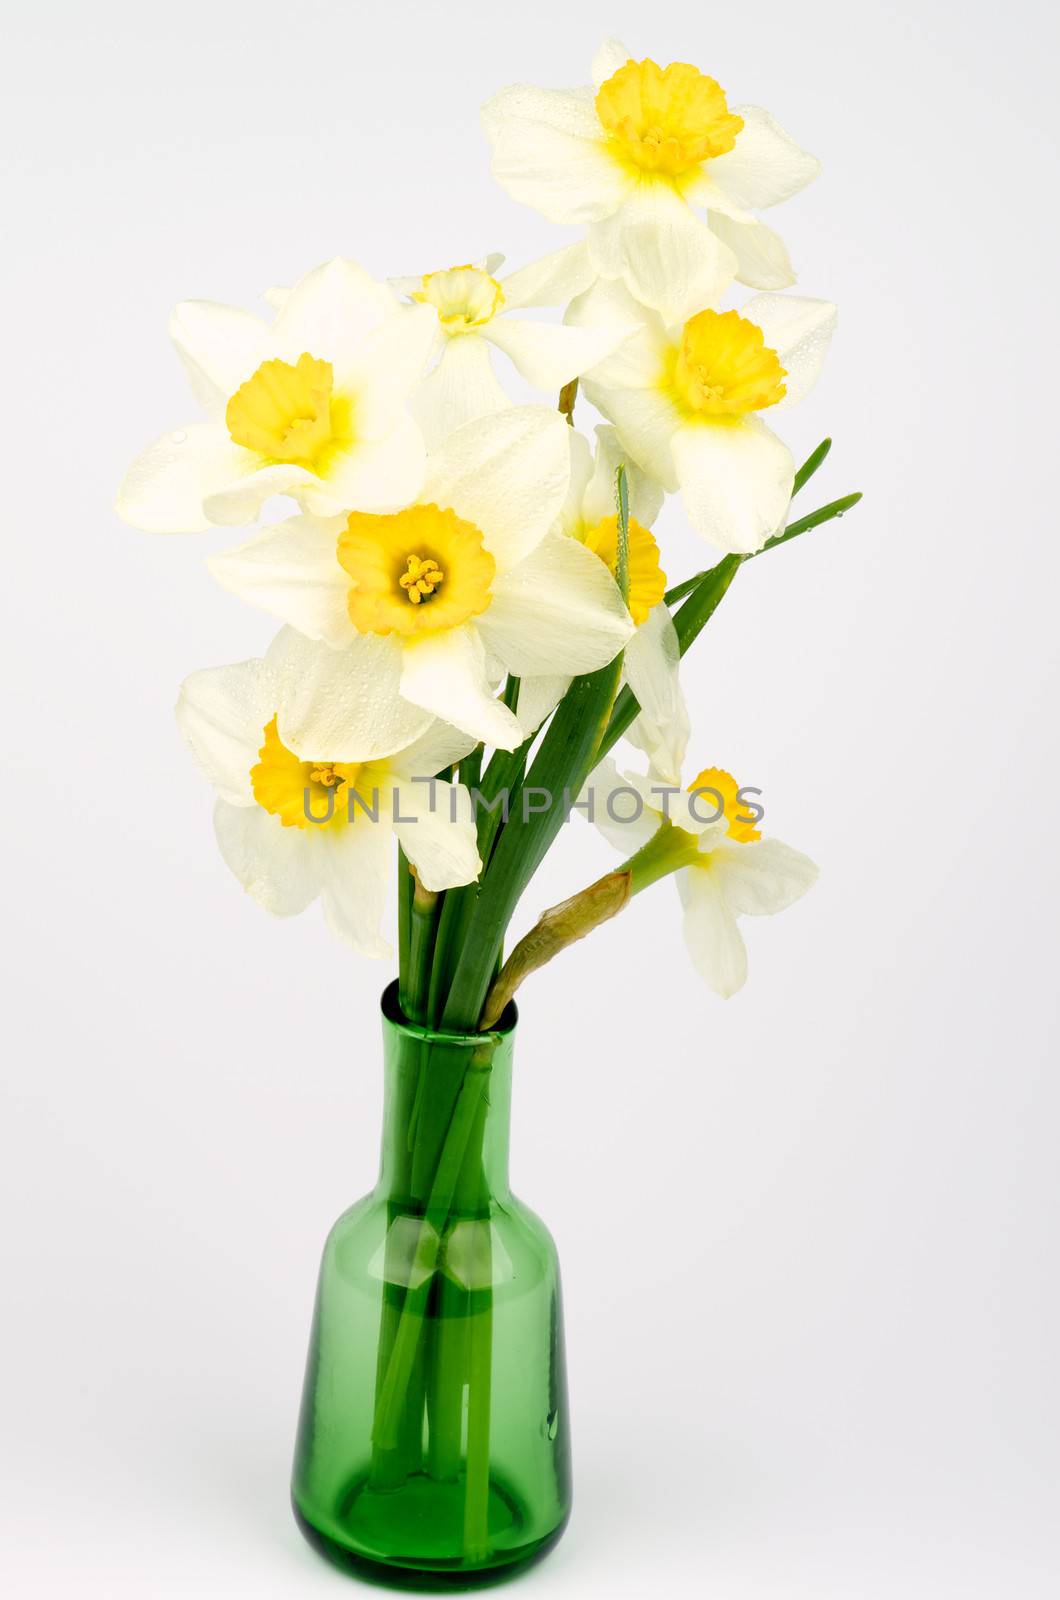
[512,425,689,783]
[176,629,482,957]
[389,245,635,447]
[589,756,817,997]
[482,39,820,323]
[569,278,836,555]
[206,407,634,754]
[116,258,437,534]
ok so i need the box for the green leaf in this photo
[440,651,626,1032]
[792,436,831,495]
[750,492,862,558]
[615,462,630,604]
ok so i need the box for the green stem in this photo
[397,849,413,1001]
[427,889,473,1026]
[367,1032,425,1491]
[371,1043,496,1453]
[404,878,439,1025]
[429,698,533,1025]
[463,1250,493,1558]
[426,746,491,1025]
[618,820,702,894]
[425,1273,468,1482]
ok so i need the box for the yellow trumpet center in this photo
[337,503,496,638]
[251,717,363,831]
[671,310,787,418]
[225,353,354,470]
[579,514,666,626]
[414,265,505,332]
[596,59,744,179]
[688,767,761,843]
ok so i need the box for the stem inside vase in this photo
[368,1013,501,1555]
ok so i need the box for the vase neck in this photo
[377,1005,514,1206]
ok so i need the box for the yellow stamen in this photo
[225,353,354,470]
[596,59,743,179]
[309,762,342,788]
[398,554,446,604]
[580,514,666,626]
[688,766,761,843]
[338,503,496,637]
[670,310,787,418]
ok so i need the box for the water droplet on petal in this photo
[170,430,187,444]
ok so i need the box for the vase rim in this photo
[380,980,518,1045]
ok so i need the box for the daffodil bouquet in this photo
[119,38,859,1584]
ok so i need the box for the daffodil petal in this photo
[169,300,273,417]
[512,674,571,738]
[500,241,595,311]
[319,820,393,958]
[268,627,434,763]
[271,257,399,387]
[176,658,275,806]
[590,37,631,89]
[708,105,821,212]
[581,381,679,490]
[482,84,632,224]
[671,417,793,554]
[387,721,481,781]
[714,836,818,916]
[207,516,353,647]
[581,423,665,527]
[410,336,510,450]
[304,413,427,517]
[347,304,438,437]
[399,625,523,750]
[213,799,323,917]
[422,406,570,573]
[392,779,482,891]
[677,869,748,997]
[584,755,663,854]
[679,169,755,225]
[587,183,737,326]
[477,533,632,677]
[482,315,635,391]
[202,461,321,527]
[622,605,689,787]
[554,429,596,537]
[116,423,258,534]
[566,277,668,388]
[742,294,836,408]
[707,212,797,291]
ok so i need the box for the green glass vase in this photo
[292,982,571,1585]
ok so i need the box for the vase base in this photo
[292,1470,569,1591]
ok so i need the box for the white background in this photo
[3,1,1059,1594]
